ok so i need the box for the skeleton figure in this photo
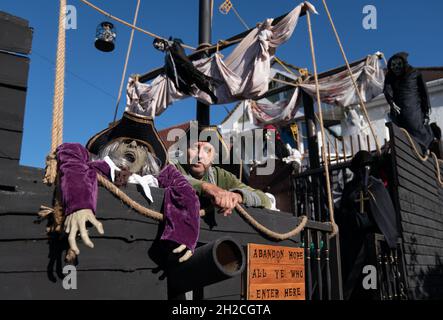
[59,112,200,264]
[153,37,220,104]
[384,52,434,152]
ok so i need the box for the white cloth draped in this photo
[247,54,385,126]
[104,156,159,202]
[126,2,318,117]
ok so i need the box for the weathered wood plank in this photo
[0,214,160,241]
[0,85,26,132]
[397,176,440,206]
[401,221,443,242]
[398,187,441,214]
[403,232,443,249]
[0,238,159,272]
[394,145,438,183]
[393,131,438,174]
[397,166,440,198]
[401,211,443,232]
[405,253,442,267]
[0,269,168,300]
[0,11,33,55]
[0,52,30,88]
[403,243,443,258]
[0,157,19,188]
[0,129,23,160]
[402,200,443,223]
[0,169,309,240]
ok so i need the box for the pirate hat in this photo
[350,150,374,174]
[86,111,168,167]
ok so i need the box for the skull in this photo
[153,38,169,52]
[390,57,404,76]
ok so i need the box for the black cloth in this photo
[337,175,399,298]
[384,52,434,151]
[339,176,399,249]
[164,39,219,103]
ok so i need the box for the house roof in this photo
[418,67,443,82]
[158,122,190,150]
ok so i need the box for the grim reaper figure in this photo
[384,52,434,152]
[153,37,220,104]
[56,112,200,263]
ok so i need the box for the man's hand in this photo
[201,182,243,216]
[173,244,193,263]
[64,209,104,255]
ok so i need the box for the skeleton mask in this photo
[390,57,404,76]
[105,139,149,174]
[153,39,169,52]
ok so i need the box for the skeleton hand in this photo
[64,209,104,255]
[392,103,401,115]
[173,244,193,263]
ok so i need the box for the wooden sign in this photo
[247,243,305,300]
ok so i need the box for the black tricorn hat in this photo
[350,150,374,174]
[86,111,168,167]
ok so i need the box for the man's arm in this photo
[216,167,272,209]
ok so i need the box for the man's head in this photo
[98,139,161,176]
[186,141,216,179]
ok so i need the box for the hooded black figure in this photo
[153,37,220,104]
[337,151,400,299]
[384,52,434,152]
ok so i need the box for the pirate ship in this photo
[1,0,443,300]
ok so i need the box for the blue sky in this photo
[2,0,443,168]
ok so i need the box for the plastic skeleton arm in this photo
[65,209,192,263]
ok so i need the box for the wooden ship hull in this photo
[1,9,443,300]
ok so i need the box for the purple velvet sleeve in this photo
[158,165,200,252]
[56,143,111,216]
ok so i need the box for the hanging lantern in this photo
[94,21,116,52]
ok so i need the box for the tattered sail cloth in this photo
[125,2,318,117]
[246,54,385,125]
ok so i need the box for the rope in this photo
[43,0,66,185]
[97,174,163,221]
[236,206,308,240]
[231,5,250,30]
[321,0,381,155]
[399,128,443,187]
[306,10,338,238]
[113,0,141,122]
[78,0,196,50]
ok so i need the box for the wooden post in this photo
[350,136,355,158]
[196,0,212,126]
[327,142,331,165]
[334,138,339,164]
[366,135,371,152]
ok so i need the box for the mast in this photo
[196,0,212,126]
